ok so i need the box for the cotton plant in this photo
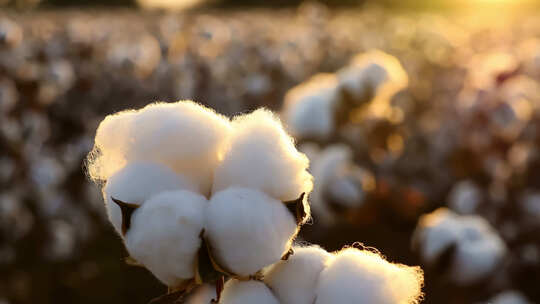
[412,208,507,285]
[280,50,410,226]
[87,100,424,303]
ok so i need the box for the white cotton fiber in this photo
[309,144,353,224]
[324,165,370,209]
[412,208,462,264]
[282,73,340,140]
[337,50,408,118]
[487,290,532,304]
[212,109,313,203]
[315,248,424,304]
[449,216,507,284]
[185,284,217,304]
[125,190,207,287]
[220,280,280,304]
[413,208,507,285]
[103,162,197,235]
[88,100,232,195]
[338,50,408,101]
[448,180,482,214]
[88,109,137,181]
[264,245,332,304]
[205,187,298,276]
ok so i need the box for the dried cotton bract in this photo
[212,109,313,203]
[206,187,298,276]
[125,190,207,287]
[264,245,333,304]
[315,248,424,304]
[88,101,232,195]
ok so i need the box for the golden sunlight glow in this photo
[137,0,203,11]
[456,0,533,9]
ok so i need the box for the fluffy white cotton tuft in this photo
[264,245,333,304]
[102,162,197,234]
[212,108,313,202]
[315,248,424,304]
[487,290,532,304]
[205,187,298,276]
[448,180,482,214]
[412,208,461,264]
[337,50,408,117]
[125,190,207,287]
[413,208,507,285]
[309,144,353,224]
[220,280,280,304]
[88,100,232,195]
[282,73,340,140]
[185,284,217,304]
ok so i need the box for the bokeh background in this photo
[1,0,540,303]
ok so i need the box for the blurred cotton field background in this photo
[2,0,540,303]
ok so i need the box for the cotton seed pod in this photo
[220,279,280,304]
[103,162,197,235]
[264,245,332,304]
[205,187,298,276]
[124,190,207,288]
[88,100,232,195]
[212,108,313,203]
[281,73,340,140]
[413,208,507,285]
[315,247,424,304]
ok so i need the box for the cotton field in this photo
[1,2,540,304]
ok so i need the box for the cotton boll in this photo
[126,101,232,195]
[125,190,207,287]
[213,109,313,203]
[315,248,424,304]
[449,216,507,285]
[413,208,507,285]
[282,73,340,140]
[185,284,217,304]
[309,144,353,224]
[486,290,532,304]
[220,280,280,304]
[337,50,408,117]
[448,180,482,214]
[103,162,197,234]
[88,109,137,182]
[324,165,373,212]
[264,245,332,304]
[412,208,462,264]
[206,187,298,276]
[88,101,232,195]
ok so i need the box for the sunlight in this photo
[137,0,203,11]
